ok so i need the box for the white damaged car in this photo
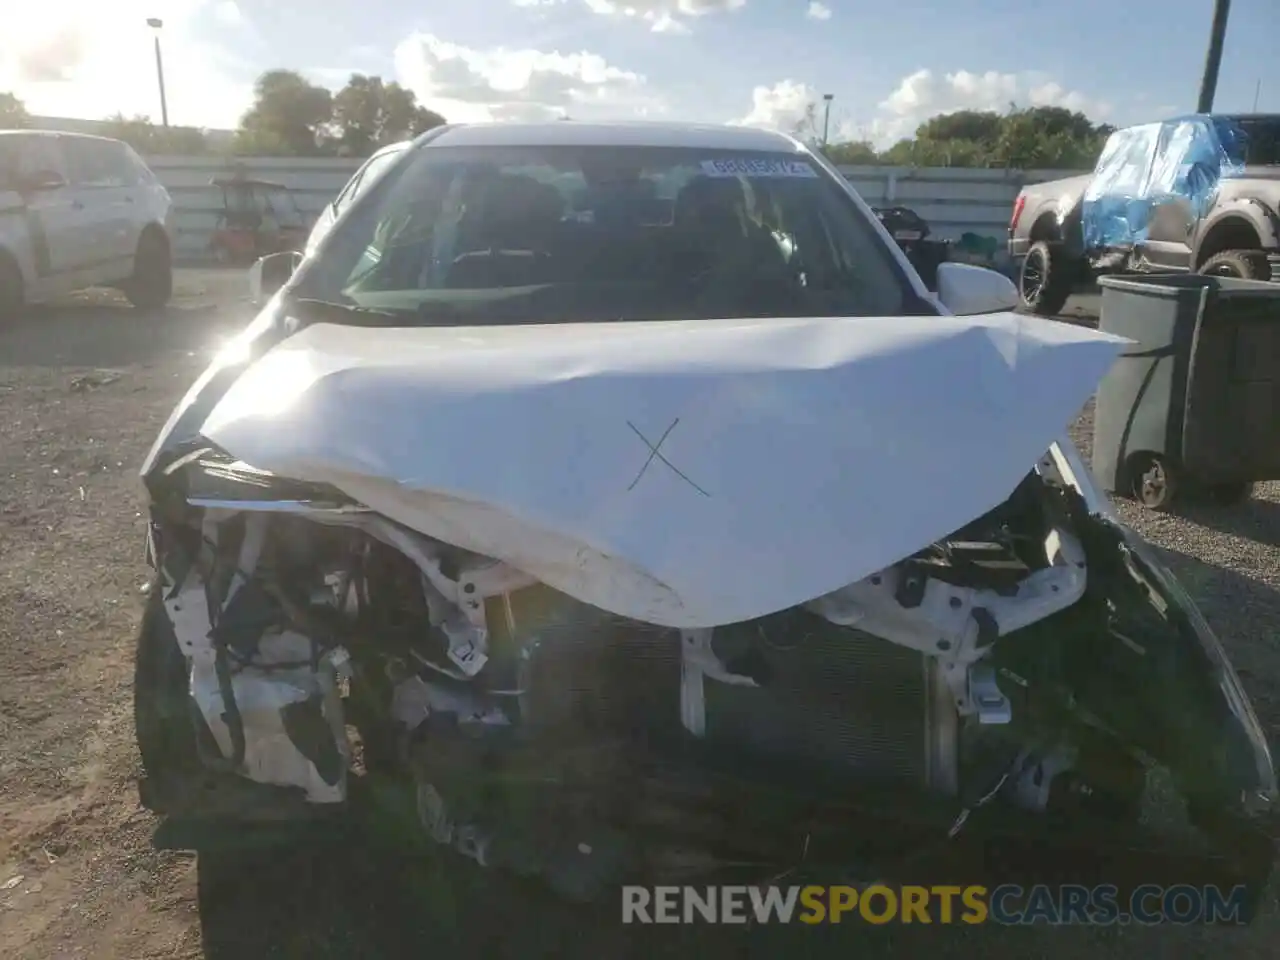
[136,122,1276,915]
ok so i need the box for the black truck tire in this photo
[1197,249,1272,281]
[1018,241,1075,316]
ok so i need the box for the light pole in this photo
[1196,0,1231,113]
[147,18,170,127]
[821,93,834,147]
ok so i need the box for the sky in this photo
[1,0,1279,149]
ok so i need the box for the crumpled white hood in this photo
[200,313,1128,628]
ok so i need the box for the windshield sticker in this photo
[700,158,819,179]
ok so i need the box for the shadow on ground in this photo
[0,301,237,369]
[1171,496,1280,550]
[193,839,1105,960]
[1148,541,1280,726]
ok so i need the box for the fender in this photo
[1193,198,1280,265]
[1025,198,1086,258]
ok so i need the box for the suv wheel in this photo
[1019,241,1075,316]
[1198,249,1272,281]
[125,230,174,311]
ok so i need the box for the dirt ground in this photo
[2,282,1279,958]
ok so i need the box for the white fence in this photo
[143,154,1091,264]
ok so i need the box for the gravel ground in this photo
[0,286,1278,959]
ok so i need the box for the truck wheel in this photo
[1197,249,1271,281]
[1019,241,1074,316]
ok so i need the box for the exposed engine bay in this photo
[143,437,1257,897]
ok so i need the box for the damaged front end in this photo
[136,441,1277,917]
[133,304,1276,920]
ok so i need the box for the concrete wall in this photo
[144,154,1090,264]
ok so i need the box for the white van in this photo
[0,130,174,315]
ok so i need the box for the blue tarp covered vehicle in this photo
[1008,113,1280,315]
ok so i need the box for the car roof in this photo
[0,129,123,145]
[421,121,806,153]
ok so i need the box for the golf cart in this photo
[208,176,310,266]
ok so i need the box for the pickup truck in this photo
[1007,113,1280,315]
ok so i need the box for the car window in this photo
[122,143,159,185]
[11,136,65,184]
[335,147,406,215]
[332,169,367,214]
[1227,117,1280,166]
[63,138,137,188]
[301,144,912,323]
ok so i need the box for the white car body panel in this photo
[0,131,171,304]
[200,311,1128,629]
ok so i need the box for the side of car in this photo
[0,130,174,315]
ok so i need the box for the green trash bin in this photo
[1092,273,1280,510]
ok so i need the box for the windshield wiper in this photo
[289,298,406,327]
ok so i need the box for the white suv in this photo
[0,130,174,315]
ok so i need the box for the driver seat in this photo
[445,175,564,288]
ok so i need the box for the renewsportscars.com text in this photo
[621,884,1249,926]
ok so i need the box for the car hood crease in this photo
[198,312,1130,628]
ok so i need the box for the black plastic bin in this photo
[1092,273,1280,510]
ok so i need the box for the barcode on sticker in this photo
[700,158,819,179]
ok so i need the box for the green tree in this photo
[878,136,989,167]
[0,92,31,130]
[913,110,1003,145]
[987,106,1110,169]
[236,70,335,156]
[823,140,879,164]
[823,103,1111,169]
[100,114,209,154]
[331,74,445,157]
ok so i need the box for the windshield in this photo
[294,144,914,323]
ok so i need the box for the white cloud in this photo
[0,0,255,128]
[212,0,245,26]
[806,2,832,20]
[581,0,744,34]
[393,32,664,123]
[735,79,817,134]
[869,68,1112,147]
